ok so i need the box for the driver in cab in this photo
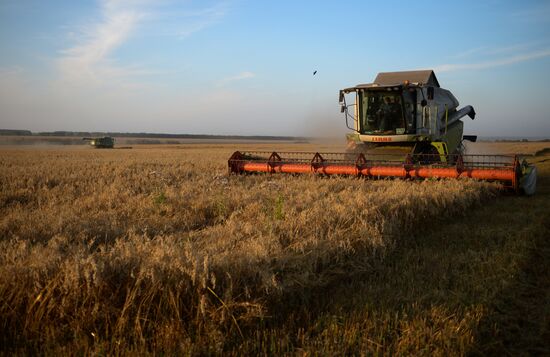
[377,97,396,133]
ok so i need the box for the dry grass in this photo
[463,141,550,155]
[0,143,548,354]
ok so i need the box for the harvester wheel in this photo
[415,145,441,164]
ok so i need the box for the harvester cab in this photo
[228,70,537,195]
[339,70,475,161]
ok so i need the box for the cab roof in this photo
[341,70,440,93]
[374,70,439,87]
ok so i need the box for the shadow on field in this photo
[469,160,550,355]
[232,155,550,355]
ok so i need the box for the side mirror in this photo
[340,105,346,113]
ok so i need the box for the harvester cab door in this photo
[340,90,359,132]
[402,88,417,133]
[420,88,437,135]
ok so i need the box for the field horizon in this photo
[1,130,549,148]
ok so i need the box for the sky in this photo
[0,0,549,138]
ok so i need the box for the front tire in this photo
[414,144,441,164]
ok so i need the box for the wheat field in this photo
[1,142,548,355]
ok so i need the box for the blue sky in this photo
[1,0,549,137]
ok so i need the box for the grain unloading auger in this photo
[228,70,537,194]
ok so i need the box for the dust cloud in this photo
[0,136,83,147]
[300,105,347,139]
[463,142,503,155]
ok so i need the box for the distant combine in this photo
[82,136,115,148]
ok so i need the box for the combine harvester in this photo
[83,136,115,149]
[228,70,537,194]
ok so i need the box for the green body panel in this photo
[346,133,361,143]
[444,120,463,154]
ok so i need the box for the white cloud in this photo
[449,41,548,60]
[57,0,146,86]
[434,49,550,73]
[217,71,255,86]
[224,71,255,81]
[0,66,24,79]
[450,46,486,59]
[510,2,550,23]
[176,3,227,39]
[57,0,228,87]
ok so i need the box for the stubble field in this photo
[1,142,549,355]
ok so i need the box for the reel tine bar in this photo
[228,151,520,191]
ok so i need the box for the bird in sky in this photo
[313,70,317,75]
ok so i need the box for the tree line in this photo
[0,129,303,141]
